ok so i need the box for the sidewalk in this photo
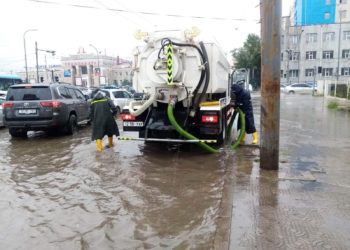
[221,94,350,249]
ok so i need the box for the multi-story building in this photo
[16,47,132,87]
[293,0,336,25]
[61,47,132,87]
[281,0,350,85]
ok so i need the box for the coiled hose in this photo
[227,107,246,149]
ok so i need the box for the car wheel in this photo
[66,115,77,135]
[289,90,295,94]
[9,128,27,138]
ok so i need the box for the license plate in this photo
[18,109,37,115]
[123,121,144,127]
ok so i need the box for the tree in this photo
[231,34,261,88]
[231,34,261,70]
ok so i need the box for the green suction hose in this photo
[167,103,219,154]
[230,107,246,150]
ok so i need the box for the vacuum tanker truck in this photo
[121,29,236,149]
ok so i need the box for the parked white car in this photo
[283,83,316,94]
[101,89,133,113]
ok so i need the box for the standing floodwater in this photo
[0,121,233,249]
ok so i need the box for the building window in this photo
[340,10,347,19]
[290,35,299,44]
[323,32,335,41]
[306,51,317,60]
[342,49,350,58]
[289,69,299,77]
[325,12,330,20]
[81,66,87,75]
[344,31,350,40]
[305,68,315,77]
[306,33,317,43]
[281,35,284,44]
[290,52,300,61]
[322,68,333,77]
[341,67,350,76]
[322,50,334,59]
[340,0,347,4]
[281,70,284,77]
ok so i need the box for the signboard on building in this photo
[64,69,71,77]
[76,77,82,86]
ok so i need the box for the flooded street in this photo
[0,94,350,249]
[0,121,232,249]
[230,94,350,250]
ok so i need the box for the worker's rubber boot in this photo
[252,132,258,145]
[96,139,103,152]
[107,136,114,148]
[240,132,246,145]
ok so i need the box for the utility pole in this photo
[23,29,37,83]
[260,0,281,170]
[35,41,56,83]
[35,41,39,83]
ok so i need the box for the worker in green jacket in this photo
[90,89,120,152]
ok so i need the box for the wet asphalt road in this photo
[229,94,350,250]
[0,94,350,250]
[0,119,233,249]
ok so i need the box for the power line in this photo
[27,0,258,22]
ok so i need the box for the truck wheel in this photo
[9,128,27,138]
[217,119,226,145]
[66,115,77,135]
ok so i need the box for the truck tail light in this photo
[3,102,14,108]
[201,115,219,123]
[121,113,136,121]
[40,101,62,108]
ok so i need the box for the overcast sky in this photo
[0,0,293,72]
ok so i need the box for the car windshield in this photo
[6,86,52,101]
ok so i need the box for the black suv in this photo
[3,83,90,137]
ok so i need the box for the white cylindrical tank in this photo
[132,31,230,104]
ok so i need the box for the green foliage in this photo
[231,34,261,70]
[327,101,338,109]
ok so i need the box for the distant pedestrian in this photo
[231,83,258,144]
[90,89,120,152]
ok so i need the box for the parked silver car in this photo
[283,83,316,94]
[100,89,133,114]
[3,83,90,137]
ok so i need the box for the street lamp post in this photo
[285,49,292,84]
[335,9,343,97]
[89,44,100,87]
[23,29,37,83]
[35,41,56,83]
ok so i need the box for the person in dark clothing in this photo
[90,89,120,152]
[231,83,258,144]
